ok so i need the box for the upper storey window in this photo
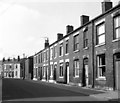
[50,48,53,60]
[73,34,79,51]
[114,15,120,40]
[54,46,57,58]
[83,28,88,48]
[96,22,105,45]
[59,43,63,56]
[65,40,69,54]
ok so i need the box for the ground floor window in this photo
[59,63,63,77]
[73,59,79,77]
[97,54,106,78]
[16,71,17,76]
[43,66,46,77]
[50,65,53,78]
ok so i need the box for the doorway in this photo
[54,64,57,81]
[83,58,89,87]
[65,62,69,84]
[114,53,120,90]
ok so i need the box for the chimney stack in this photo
[18,55,20,61]
[57,33,63,41]
[102,0,113,14]
[80,15,89,26]
[44,38,49,48]
[118,1,120,5]
[66,25,74,34]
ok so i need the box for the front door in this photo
[67,63,69,84]
[65,62,69,84]
[115,54,120,90]
[83,58,89,87]
[54,65,57,81]
[85,64,89,86]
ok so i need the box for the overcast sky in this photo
[0,0,119,60]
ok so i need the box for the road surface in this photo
[2,78,101,102]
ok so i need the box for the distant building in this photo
[20,58,27,79]
[2,58,21,78]
[0,61,2,77]
[25,56,33,80]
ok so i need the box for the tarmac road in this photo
[2,78,102,103]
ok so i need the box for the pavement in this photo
[31,79,120,101]
[0,79,2,103]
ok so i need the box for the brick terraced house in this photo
[33,0,120,91]
[25,56,34,80]
[2,57,21,79]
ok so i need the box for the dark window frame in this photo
[65,40,69,54]
[96,22,105,45]
[97,54,106,78]
[83,28,88,48]
[73,34,79,51]
[59,63,64,77]
[73,59,79,77]
[59,43,63,56]
[113,15,120,40]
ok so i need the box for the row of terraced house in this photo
[33,0,120,91]
[0,56,33,80]
[0,0,120,91]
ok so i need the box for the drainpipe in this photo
[48,46,50,82]
[2,62,4,78]
[92,20,95,88]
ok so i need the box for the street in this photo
[2,79,103,102]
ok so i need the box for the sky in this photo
[0,0,119,60]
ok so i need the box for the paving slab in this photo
[90,90,119,101]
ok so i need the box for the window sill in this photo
[96,77,106,80]
[50,76,53,78]
[65,53,69,55]
[112,38,120,43]
[95,43,105,48]
[59,55,63,57]
[74,76,79,78]
[74,50,80,53]
[83,47,89,50]
[59,76,64,78]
